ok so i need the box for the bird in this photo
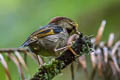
[21,16,79,56]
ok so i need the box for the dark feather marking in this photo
[22,25,63,47]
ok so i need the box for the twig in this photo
[0,48,30,53]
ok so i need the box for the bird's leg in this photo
[54,39,74,52]
[66,34,79,56]
[54,34,79,56]
[67,46,78,56]
[54,45,71,52]
[54,41,61,52]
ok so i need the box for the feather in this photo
[22,25,63,47]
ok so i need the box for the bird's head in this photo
[49,16,79,34]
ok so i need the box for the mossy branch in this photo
[30,33,92,80]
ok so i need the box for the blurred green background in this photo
[0,0,120,80]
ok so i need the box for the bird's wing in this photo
[22,25,63,46]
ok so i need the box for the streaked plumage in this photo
[22,17,78,56]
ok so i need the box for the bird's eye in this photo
[69,22,76,29]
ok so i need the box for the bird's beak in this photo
[74,23,80,34]
[76,31,80,34]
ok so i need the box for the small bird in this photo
[21,16,79,56]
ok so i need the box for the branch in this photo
[0,48,30,53]
[30,33,92,80]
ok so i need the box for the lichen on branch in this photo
[31,33,92,80]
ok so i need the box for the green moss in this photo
[31,33,92,80]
